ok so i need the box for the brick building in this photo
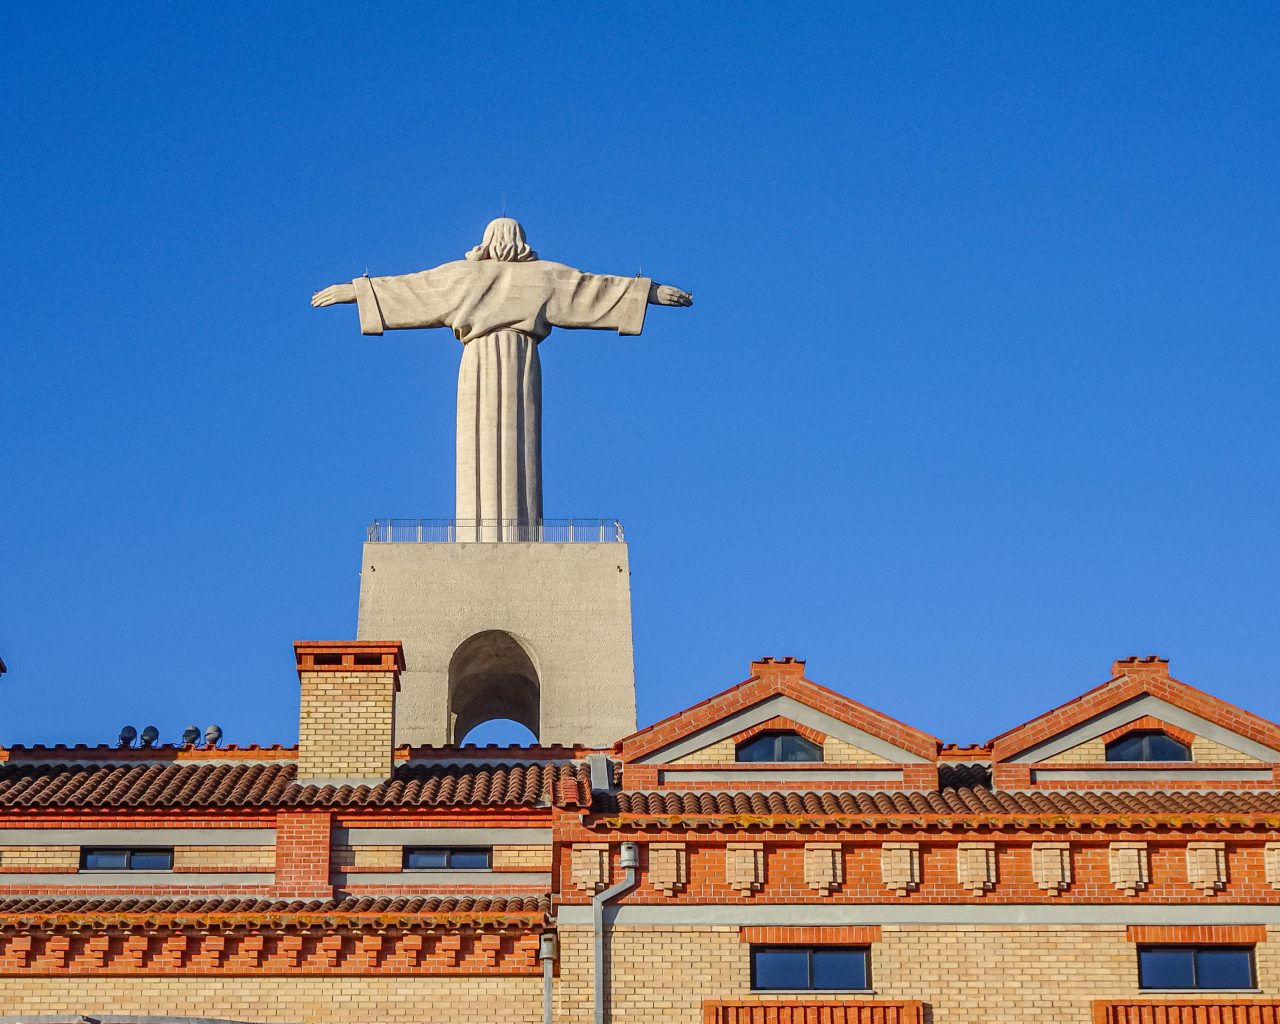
[0,642,1277,1023]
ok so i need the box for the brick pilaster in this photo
[274,810,333,899]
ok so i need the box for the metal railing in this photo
[366,518,625,543]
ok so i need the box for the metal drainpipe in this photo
[592,841,639,1024]
[539,931,558,1024]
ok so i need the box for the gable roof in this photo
[989,656,1280,763]
[620,658,939,763]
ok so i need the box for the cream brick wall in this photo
[172,845,275,871]
[555,923,1280,1024]
[0,846,78,869]
[671,738,738,764]
[670,737,882,765]
[0,976,542,1024]
[492,845,553,870]
[0,925,1274,1024]
[1043,733,1264,764]
[298,671,396,781]
[331,844,403,871]
[823,737,887,765]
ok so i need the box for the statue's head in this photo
[466,218,538,263]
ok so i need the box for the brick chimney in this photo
[294,641,404,785]
[751,656,807,682]
[1111,655,1170,680]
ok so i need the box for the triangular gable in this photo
[989,657,1280,764]
[620,658,938,764]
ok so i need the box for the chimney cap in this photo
[294,640,405,675]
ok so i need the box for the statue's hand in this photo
[648,283,693,307]
[311,283,357,307]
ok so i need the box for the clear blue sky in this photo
[3,4,1278,749]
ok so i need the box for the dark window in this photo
[1105,731,1191,762]
[751,947,869,991]
[1138,946,1254,990]
[736,731,823,763]
[403,847,493,870]
[80,847,174,871]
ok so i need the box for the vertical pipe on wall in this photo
[539,931,558,1024]
[592,842,639,1024]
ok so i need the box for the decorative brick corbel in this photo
[122,933,150,969]
[438,933,463,968]
[479,933,503,967]
[195,934,227,970]
[572,843,610,894]
[278,934,304,968]
[1186,842,1228,896]
[400,933,426,967]
[803,843,844,896]
[1109,842,1150,896]
[1031,842,1072,895]
[956,842,997,896]
[516,933,541,968]
[881,842,921,896]
[318,933,343,967]
[5,935,32,969]
[650,843,688,897]
[726,844,765,896]
[159,934,190,970]
[44,935,71,969]
[237,933,266,969]
[358,934,384,968]
[84,934,111,968]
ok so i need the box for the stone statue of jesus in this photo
[312,218,692,540]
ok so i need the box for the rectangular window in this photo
[1138,946,1254,990]
[751,946,869,991]
[79,847,174,871]
[403,847,493,870]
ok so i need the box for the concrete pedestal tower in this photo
[314,217,692,746]
[356,523,636,746]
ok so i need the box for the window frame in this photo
[78,847,175,872]
[1105,730,1192,763]
[749,945,871,992]
[735,731,824,764]
[1137,945,1256,991]
[402,846,494,871]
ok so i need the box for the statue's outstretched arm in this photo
[312,283,357,307]
[648,282,693,307]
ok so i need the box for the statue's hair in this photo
[465,218,538,263]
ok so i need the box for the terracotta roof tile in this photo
[0,760,589,809]
[938,762,991,790]
[0,894,549,928]
[597,786,1280,819]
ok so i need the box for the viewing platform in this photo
[366,518,625,543]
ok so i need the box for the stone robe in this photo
[352,260,651,540]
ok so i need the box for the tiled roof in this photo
[595,786,1280,819]
[0,760,589,809]
[938,762,991,789]
[0,894,549,928]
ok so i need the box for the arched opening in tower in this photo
[447,630,540,743]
